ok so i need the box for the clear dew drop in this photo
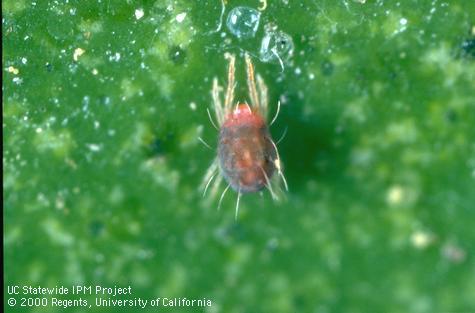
[226,6,261,39]
[259,25,294,65]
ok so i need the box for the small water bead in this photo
[259,25,294,64]
[226,6,261,39]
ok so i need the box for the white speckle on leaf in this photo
[7,66,19,75]
[394,17,408,34]
[21,57,28,64]
[135,8,144,20]
[86,143,101,152]
[109,52,121,62]
[73,48,85,61]
[13,77,23,85]
[387,185,404,205]
[175,12,187,23]
[411,231,433,249]
[189,102,197,110]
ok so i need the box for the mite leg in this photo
[201,158,219,193]
[269,100,281,126]
[245,53,260,110]
[209,173,223,201]
[256,74,269,118]
[235,189,241,220]
[218,184,231,211]
[276,126,288,145]
[260,166,278,200]
[212,78,224,125]
[203,172,217,197]
[206,107,219,130]
[269,139,289,191]
[198,136,213,150]
[224,53,236,115]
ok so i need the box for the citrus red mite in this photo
[219,104,276,193]
[201,53,288,218]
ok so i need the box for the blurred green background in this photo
[3,0,475,312]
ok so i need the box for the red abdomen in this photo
[218,105,276,193]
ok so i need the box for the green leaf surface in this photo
[4,0,475,312]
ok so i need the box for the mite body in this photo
[219,104,276,193]
[201,53,287,218]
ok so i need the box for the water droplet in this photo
[226,6,261,39]
[259,25,294,65]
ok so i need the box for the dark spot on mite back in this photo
[45,62,53,72]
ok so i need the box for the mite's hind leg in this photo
[260,165,278,200]
[245,53,260,110]
[218,184,231,211]
[235,190,241,220]
[224,53,236,115]
[209,173,223,201]
[201,159,219,196]
[201,159,225,204]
